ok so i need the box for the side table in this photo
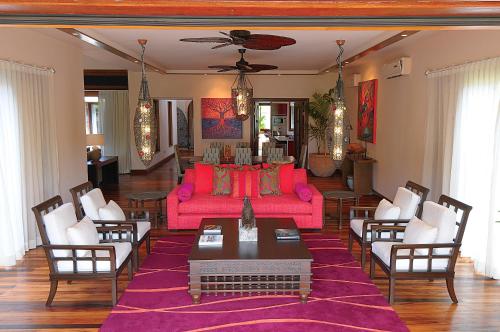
[323,190,360,230]
[127,191,168,228]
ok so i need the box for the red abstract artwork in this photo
[357,79,378,143]
[201,98,242,139]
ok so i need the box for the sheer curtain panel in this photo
[98,90,131,173]
[423,57,500,278]
[0,61,59,266]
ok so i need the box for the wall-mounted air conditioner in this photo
[382,57,412,79]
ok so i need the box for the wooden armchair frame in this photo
[32,196,134,306]
[369,195,472,304]
[69,182,151,271]
[348,181,430,268]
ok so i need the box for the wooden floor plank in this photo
[1,156,498,331]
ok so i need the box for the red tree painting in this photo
[201,98,243,139]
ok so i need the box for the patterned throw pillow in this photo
[232,169,261,199]
[260,166,281,195]
[212,166,232,195]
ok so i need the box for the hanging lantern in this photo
[331,39,349,165]
[231,71,253,121]
[133,39,157,167]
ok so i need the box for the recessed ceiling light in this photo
[345,61,349,64]
[401,34,408,37]
[72,32,79,36]
[133,60,139,63]
[326,70,330,73]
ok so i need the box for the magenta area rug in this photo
[101,234,408,332]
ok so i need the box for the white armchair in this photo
[348,181,430,268]
[70,182,151,271]
[369,195,472,304]
[32,196,134,306]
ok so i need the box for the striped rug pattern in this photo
[101,234,408,332]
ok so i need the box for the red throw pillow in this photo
[232,169,261,199]
[278,163,294,194]
[194,163,214,194]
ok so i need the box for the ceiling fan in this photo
[180,30,296,50]
[208,49,278,73]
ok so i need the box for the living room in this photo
[0,2,500,331]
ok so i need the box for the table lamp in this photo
[86,134,104,162]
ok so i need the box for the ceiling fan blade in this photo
[179,37,232,43]
[248,64,279,71]
[219,31,232,37]
[236,63,253,71]
[243,34,296,50]
[211,42,233,49]
[208,65,238,71]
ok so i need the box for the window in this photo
[84,94,100,134]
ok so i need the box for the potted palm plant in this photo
[308,91,336,177]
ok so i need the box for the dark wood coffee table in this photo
[188,218,312,304]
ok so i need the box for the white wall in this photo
[0,28,87,202]
[128,72,334,170]
[344,30,500,198]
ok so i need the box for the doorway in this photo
[251,98,308,159]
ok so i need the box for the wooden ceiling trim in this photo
[0,1,500,17]
[321,30,420,73]
[59,28,168,74]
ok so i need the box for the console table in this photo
[341,155,376,195]
[87,156,119,188]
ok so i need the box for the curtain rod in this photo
[425,55,499,76]
[0,59,55,74]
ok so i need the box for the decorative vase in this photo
[308,153,336,177]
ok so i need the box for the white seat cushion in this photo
[80,188,107,220]
[350,218,404,240]
[372,241,448,272]
[421,201,457,255]
[374,199,401,220]
[56,242,132,273]
[403,216,438,254]
[66,216,100,257]
[393,187,421,219]
[98,200,126,221]
[42,203,78,257]
[101,221,151,242]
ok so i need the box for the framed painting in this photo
[201,98,242,139]
[357,79,378,143]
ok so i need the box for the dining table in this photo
[187,155,295,165]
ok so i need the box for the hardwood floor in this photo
[1,158,498,331]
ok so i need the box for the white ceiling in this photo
[53,28,401,74]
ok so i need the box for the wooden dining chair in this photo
[235,148,252,165]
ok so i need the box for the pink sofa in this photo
[167,168,323,230]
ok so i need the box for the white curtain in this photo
[98,90,131,173]
[0,61,59,266]
[423,57,500,278]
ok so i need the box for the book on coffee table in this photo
[198,234,223,246]
[275,229,300,240]
[203,224,222,235]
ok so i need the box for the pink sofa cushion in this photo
[179,194,243,214]
[251,194,312,214]
[194,163,213,194]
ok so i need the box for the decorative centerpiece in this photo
[238,197,258,242]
